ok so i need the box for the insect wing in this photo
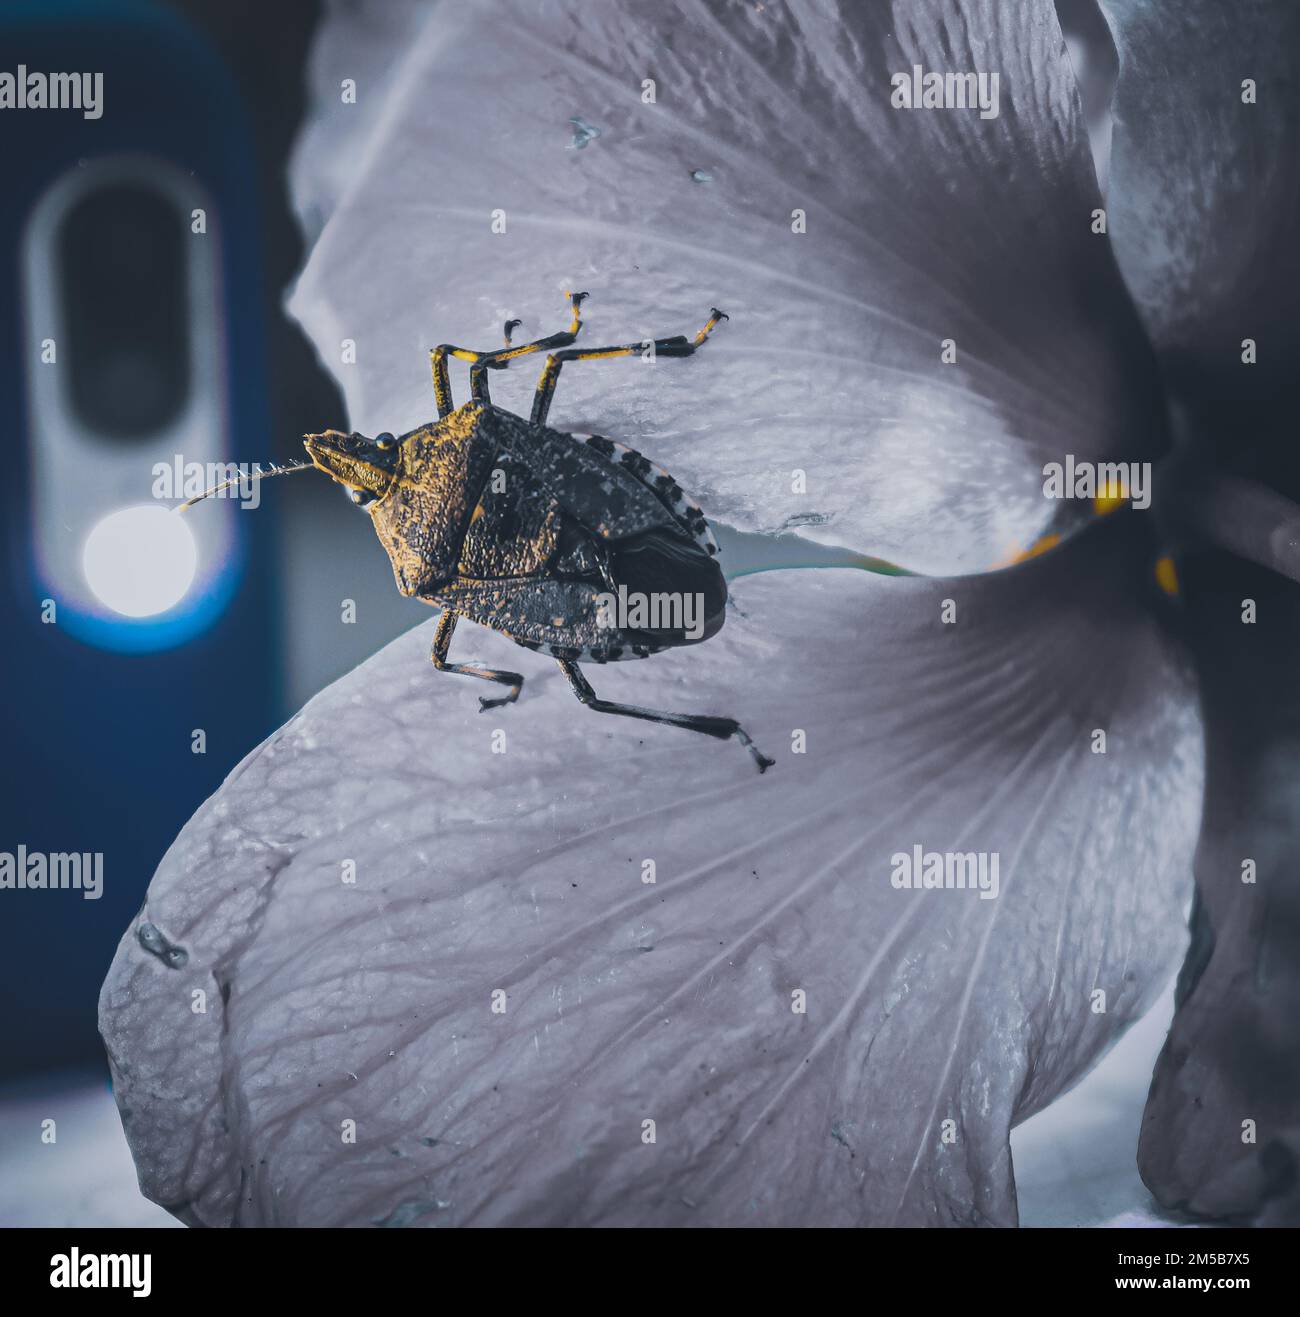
[480,407,680,544]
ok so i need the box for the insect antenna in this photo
[174,459,314,512]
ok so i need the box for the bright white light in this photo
[82,505,197,617]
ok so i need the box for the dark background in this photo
[0,0,418,1080]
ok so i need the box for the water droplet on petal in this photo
[567,117,601,149]
[138,921,189,969]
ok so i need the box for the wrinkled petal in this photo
[1097,0,1300,1222]
[1138,565,1300,1223]
[1099,0,1300,382]
[1054,0,1119,194]
[287,0,1166,573]
[101,520,1201,1226]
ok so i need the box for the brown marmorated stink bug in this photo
[186,292,773,772]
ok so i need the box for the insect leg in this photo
[430,345,488,418]
[530,307,727,426]
[467,291,589,402]
[431,610,524,710]
[555,658,772,773]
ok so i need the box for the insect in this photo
[182,293,772,771]
[306,292,773,771]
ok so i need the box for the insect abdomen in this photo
[607,527,726,645]
[578,434,719,558]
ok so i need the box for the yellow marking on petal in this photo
[1004,532,1061,566]
[1155,555,1179,597]
[1093,474,1128,516]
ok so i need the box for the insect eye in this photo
[375,432,398,450]
[348,487,378,508]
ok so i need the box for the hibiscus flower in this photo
[101,0,1296,1225]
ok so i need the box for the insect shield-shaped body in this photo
[306,405,726,658]
[302,297,772,772]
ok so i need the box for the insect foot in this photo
[679,713,773,768]
[693,716,774,772]
[731,724,775,774]
[478,688,521,711]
